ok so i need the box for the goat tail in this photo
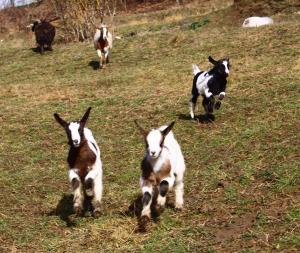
[192,64,201,76]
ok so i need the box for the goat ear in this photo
[134,120,148,139]
[80,107,92,125]
[208,56,218,65]
[161,121,175,137]
[54,113,67,128]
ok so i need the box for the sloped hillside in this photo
[0,1,299,252]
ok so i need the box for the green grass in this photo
[0,2,300,252]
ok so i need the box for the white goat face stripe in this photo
[69,122,81,146]
[102,27,107,40]
[146,130,163,158]
[223,61,230,74]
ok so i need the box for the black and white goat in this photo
[54,107,103,217]
[189,56,230,119]
[28,19,55,54]
[94,24,113,68]
[135,120,185,219]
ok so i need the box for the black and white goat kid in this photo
[54,107,103,217]
[189,56,230,119]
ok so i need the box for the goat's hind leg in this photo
[174,181,184,210]
[189,94,198,119]
[92,173,103,217]
[157,176,175,209]
[96,49,103,69]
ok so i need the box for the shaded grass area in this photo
[0,4,299,252]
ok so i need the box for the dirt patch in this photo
[214,213,256,242]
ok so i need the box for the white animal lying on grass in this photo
[242,17,274,27]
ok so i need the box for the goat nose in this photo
[151,151,155,156]
[74,139,79,144]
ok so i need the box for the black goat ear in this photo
[80,107,92,126]
[208,56,218,65]
[161,121,175,138]
[54,113,67,128]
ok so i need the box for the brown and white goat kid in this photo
[54,107,103,217]
[135,120,185,219]
[94,24,113,68]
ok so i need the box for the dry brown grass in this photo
[0,2,299,252]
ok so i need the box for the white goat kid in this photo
[135,120,185,219]
[54,107,103,217]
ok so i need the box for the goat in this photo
[94,24,113,68]
[189,56,230,119]
[29,19,55,54]
[134,120,185,220]
[242,17,274,28]
[54,107,103,217]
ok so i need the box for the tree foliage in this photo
[51,0,117,42]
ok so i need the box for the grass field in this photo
[0,2,300,252]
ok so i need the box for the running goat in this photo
[28,19,55,54]
[94,24,113,68]
[134,120,185,220]
[189,56,230,119]
[54,107,103,217]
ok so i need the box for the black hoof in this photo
[215,101,221,110]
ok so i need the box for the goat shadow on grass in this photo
[30,47,53,54]
[88,60,100,70]
[47,194,93,227]
[177,113,215,123]
[121,191,176,233]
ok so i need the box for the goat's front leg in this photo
[85,159,103,217]
[157,176,175,209]
[141,181,153,218]
[39,45,44,55]
[68,169,83,216]
[202,95,215,114]
[215,92,225,110]
[204,87,213,99]
[96,49,103,69]
[103,49,109,66]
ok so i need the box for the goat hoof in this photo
[138,215,150,232]
[74,206,83,216]
[174,206,183,212]
[215,101,221,110]
[156,204,165,213]
[93,208,102,218]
